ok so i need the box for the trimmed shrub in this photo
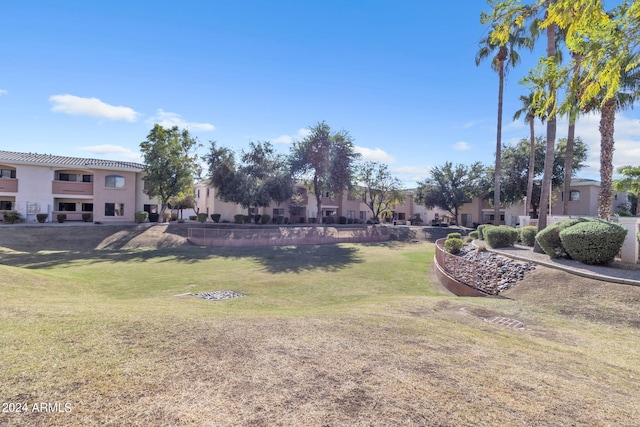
[520,226,538,247]
[260,214,271,224]
[197,213,208,223]
[57,213,67,223]
[135,211,149,223]
[211,213,221,223]
[299,217,306,224]
[444,237,464,254]
[477,224,493,240]
[484,225,519,248]
[253,214,261,224]
[476,244,487,252]
[275,215,284,224]
[82,213,92,222]
[36,213,48,223]
[468,231,479,240]
[234,214,245,224]
[560,220,627,265]
[447,232,462,240]
[339,216,347,224]
[243,215,250,224]
[162,211,172,222]
[3,211,22,224]
[347,218,354,224]
[535,218,584,258]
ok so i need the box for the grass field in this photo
[1,225,639,426]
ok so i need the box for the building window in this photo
[0,169,16,179]
[0,201,12,210]
[273,208,285,216]
[105,203,124,216]
[359,211,367,220]
[105,175,125,188]
[59,173,77,182]
[290,206,303,216]
[206,187,210,197]
[197,189,200,199]
[398,212,406,220]
[570,190,580,201]
[82,203,93,212]
[346,210,356,219]
[82,175,93,183]
[144,204,157,214]
[58,202,76,211]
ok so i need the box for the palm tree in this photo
[613,165,640,216]
[513,93,544,217]
[476,24,532,225]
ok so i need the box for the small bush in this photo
[197,213,208,223]
[211,213,221,223]
[135,211,149,223]
[162,211,172,222]
[520,226,538,247]
[299,217,306,224]
[36,213,48,223]
[3,211,22,224]
[170,213,178,221]
[57,213,67,223]
[444,237,464,254]
[447,232,462,240]
[339,216,347,224]
[260,214,271,224]
[347,218,354,224]
[560,220,627,265]
[234,214,245,224]
[254,214,261,224]
[477,224,493,240]
[484,225,519,248]
[469,231,479,240]
[535,218,584,258]
[275,215,284,224]
[476,245,487,252]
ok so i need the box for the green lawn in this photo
[1,241,639,426]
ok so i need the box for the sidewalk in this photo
[487,244,640,287]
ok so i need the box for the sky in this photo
[1,0,639,188]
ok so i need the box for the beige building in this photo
[0,150,158,223]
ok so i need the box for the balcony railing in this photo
[0,178,18,193]
[52,181,93,196]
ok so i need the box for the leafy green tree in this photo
[204,140,293,216]
[354,161,404,222]
[289,121,360,223]
[414,162,487,226]
[613,165,640,216]
[476,21,532,225]
[140,124,200,216]
[169,189,196,221]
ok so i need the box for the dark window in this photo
[273,208,285,216]
[105,203,124,216]
[0,201,12,210]
[290,206,303,216]
[82,203,93,212]
[58,202,76,211]
[59,173,77,182]
[398,212,406,220]
[144,204,157,214]
[82,175,93,183]
[570,190,580,201]
[105,175,125,188]
[0,169,16,179]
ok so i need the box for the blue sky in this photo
[1,0,639,188]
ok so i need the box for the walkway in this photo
[487,244,640,287]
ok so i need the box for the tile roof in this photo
[0,150,145,171]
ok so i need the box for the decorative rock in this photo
[191,290,246,300]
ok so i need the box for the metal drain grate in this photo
[485,317,525,329]
[190,290,246,300]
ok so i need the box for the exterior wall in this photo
[11,164,55,222]
[91,169,138,222]
[458,197,484,227]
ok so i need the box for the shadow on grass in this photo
[0,244,363,273]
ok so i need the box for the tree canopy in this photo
[289,121,360,223]
[354,161,405,221]
[140,124,200,214]
[414,162,487,226]
[204,140,293,216]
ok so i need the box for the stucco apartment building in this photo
[0,150,158,223]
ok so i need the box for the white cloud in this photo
[453,141,471,151]
[49,94,139,122]
[272,128,311,144]
[0,89,7,95]
[355,146,396,163]
[148,109,215,131]
[78,144,142,163]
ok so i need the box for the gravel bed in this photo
[191,290,246,300]
[458,245,536,293]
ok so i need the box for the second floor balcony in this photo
[0,178,18,193]
[52,180,93,196]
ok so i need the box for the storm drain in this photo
[189,290,246,300]
[485,317,525,329]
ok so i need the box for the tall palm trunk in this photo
[526,114,536,217]
[534,23,557,252]
[598,98,616,220]
[494,47,507,226]
[562,119,576,215]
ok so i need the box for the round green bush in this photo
[135,211,149,223]
[234,214,245,224]
[447,232,462,240]
[484,225,519,248]
[520,226,538,247]
[476,224,493,240]
[210,213,221,223]
[260,214,271,224]
[468,231,479,240]
[535,218,584,258]
[196,213,208,223]
[444,237,464,254]
[559,220,627,265]
[3,211,22,224]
